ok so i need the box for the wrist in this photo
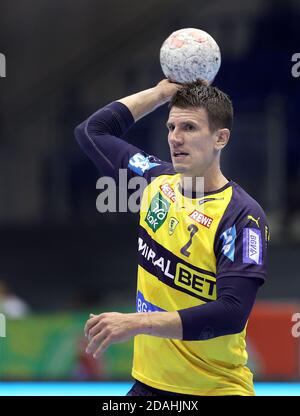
[153,85,173,104]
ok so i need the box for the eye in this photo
[184,123,196,131]
[167,123,175,132]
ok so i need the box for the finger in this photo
[84,321,90,337]
[88,320,106,339]
[84,318,94,337]
[93,336,111,359]
[84,314,103,335]
[86,330,107,354]
[84,314,100,336]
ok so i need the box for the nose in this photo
[168,129,184,146]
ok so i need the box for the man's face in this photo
[167,106,220,177]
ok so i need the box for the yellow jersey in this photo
[127,159,268,396]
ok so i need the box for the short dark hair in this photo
[169,81,233,132]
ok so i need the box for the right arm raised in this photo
[117,79,181,121]
[74,80,180,179]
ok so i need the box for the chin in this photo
[173,163,187,173]
[172,164,187,174]
[172,160,190,172]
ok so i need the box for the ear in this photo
[214,128,230,150]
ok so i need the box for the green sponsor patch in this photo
[145,192,170,232]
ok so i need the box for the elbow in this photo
[74,113,107,147]
[74,122,86,145]
[227,314,248,335]
[74,123,83,137]
[230,323,246,335]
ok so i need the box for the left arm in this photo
[85,310,182,358]
[85,276,260,358]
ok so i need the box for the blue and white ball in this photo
[160,28,221,84]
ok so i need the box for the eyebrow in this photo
[166,120,199,127]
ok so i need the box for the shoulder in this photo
[214,181,269,251]
[127,152,175,180]
[226,181,268,225]
[214,182,269,282]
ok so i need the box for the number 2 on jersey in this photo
[180,224,199,257]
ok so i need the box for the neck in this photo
[180,163,228,194]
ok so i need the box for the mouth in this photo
[173,151,189,161]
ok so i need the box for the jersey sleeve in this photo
[214,185,270,284]
[178,276,260,340]
[74,101,174,185]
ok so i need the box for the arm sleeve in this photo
[177,276,260,341]
[74,101,174,184]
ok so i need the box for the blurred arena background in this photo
[0,0,300,395]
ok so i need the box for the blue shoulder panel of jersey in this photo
[214,182,269,282]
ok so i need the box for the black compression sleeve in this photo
[177,276,261,341]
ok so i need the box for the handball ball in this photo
[159,28,221,84]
